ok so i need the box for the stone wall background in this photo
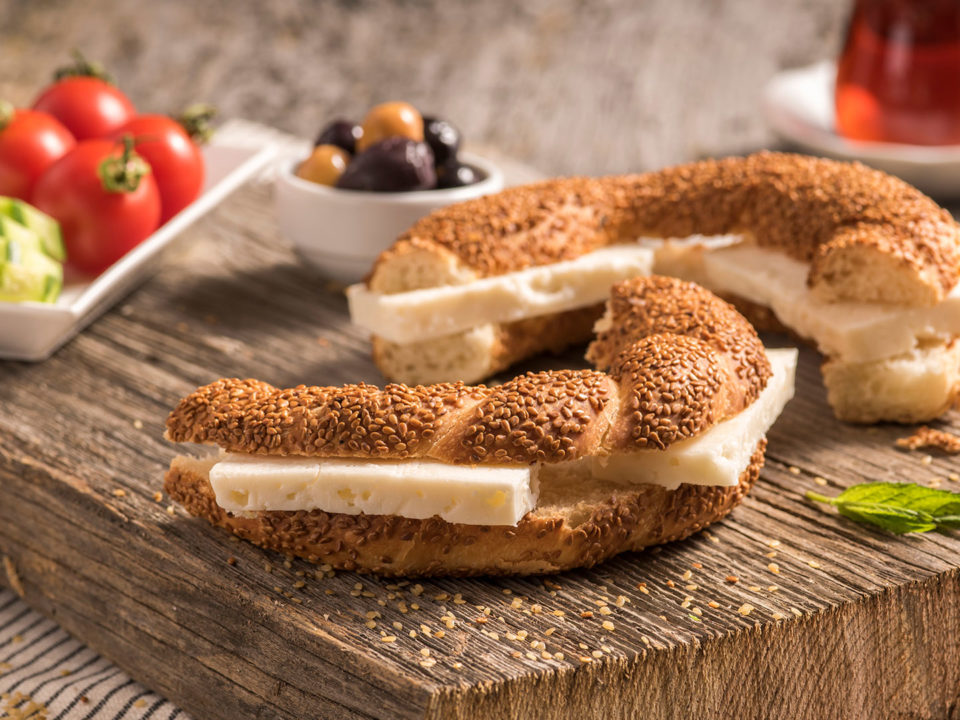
[0,0,848,174]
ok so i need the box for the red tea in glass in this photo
[835,0,960,145]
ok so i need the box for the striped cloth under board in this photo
[0,590,187,720]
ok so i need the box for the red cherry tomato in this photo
[33,139,161,276]
[32,76,135,141]
[113,115,204,223]
[0,105,75,201]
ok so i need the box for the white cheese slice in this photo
[702,244,960,364]
[208,351,796,523]
[346,245,654,344]
[591,348,797,490]
[210,455,538,527]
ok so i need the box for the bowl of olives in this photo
[276,101,504,281]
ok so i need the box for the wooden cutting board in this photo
[2,179,960,720]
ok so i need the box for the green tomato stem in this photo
[98,135,150,194]
[53,49,113,84]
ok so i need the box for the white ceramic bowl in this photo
[275,152,504,282]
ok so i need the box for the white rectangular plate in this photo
[0,139,275,361]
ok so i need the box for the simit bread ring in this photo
[348,152,960,423]
[165,277,796,576]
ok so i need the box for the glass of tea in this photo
[835,0,960,145]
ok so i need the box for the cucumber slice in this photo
[0,197,65,261]
[0,248,63,303]
[0,215,43,255]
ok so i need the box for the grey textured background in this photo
[0,0,848,175]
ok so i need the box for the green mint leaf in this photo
[806,482,960,535]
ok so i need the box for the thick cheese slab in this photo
[210,455,538,526]
[346,245,654,344]
[702,245,960,363]
[591,349,797,490]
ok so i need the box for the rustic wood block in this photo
[2,180,960,719]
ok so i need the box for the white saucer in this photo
[763,60,960,197]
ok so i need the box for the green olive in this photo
[357,101,423,152]
[296,144,351,186]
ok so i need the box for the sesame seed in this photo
[788,466,800,475]
[813,477,828,486]
[725,575,738,584]
[591,650,603,658]
[808,560,821,569]
[707,601,720,609]
[580,611,594,618]
[601,621,615,631]
[380,636,397,643]
[365,621,376,629]
[152,491,163,502]
[768,563,780,574]
[738,604,754,616]
[772,612,785,620]
[420,658,437,668]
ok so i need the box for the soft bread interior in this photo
[811,231,944,307]
[822,340,960,424]
[372,325,498,386]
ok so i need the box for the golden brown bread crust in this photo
[167,277,771,459]
[163,440,764,577]
[368,152,960,306]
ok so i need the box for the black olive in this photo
[335,137,437,192]
[422,116,461,167]
[314,119,363,154]
[436,162,483,189]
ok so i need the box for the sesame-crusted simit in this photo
[370,152,960,307]
[164,276,778,575]
[167,277,771,459]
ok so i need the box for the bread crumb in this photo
[152,491,163,502]
[896,426,960,453]
[737,604,754,616]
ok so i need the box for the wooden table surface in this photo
[1,172,960,719]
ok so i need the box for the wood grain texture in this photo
[1,179,960,719]
[0,0,847,175]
